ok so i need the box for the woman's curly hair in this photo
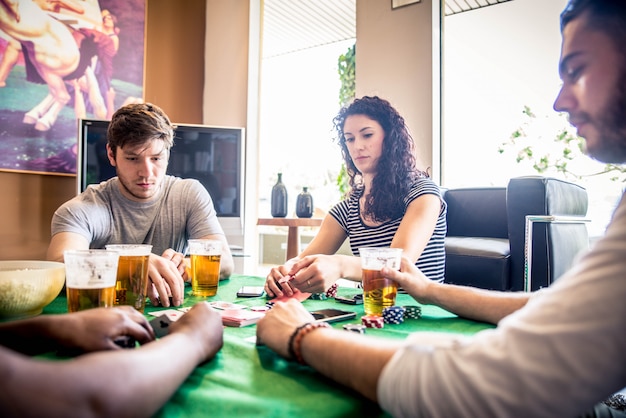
[333,96,427,222]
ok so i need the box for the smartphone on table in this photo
[237,286,265,298]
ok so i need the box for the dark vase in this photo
[271,173,288,218]
[296,187,313,218]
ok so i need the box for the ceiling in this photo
[262,0,513,58]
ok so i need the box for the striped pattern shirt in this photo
[329,178,447,282]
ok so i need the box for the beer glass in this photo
[105,244,152,313]
[64,249,119,312]
[188,239,222,297]
[359,247,403,316]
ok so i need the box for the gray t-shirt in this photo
[51,176,225,255]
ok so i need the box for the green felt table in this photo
[42,274,495,417]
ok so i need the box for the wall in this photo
[356,0,440,176]
[144,0,206,123]
[0,0,438,267]
[0,0,209,261]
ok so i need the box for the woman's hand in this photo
[288,255,342,294]
[265,258,301,298]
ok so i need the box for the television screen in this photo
[77,119,245,218]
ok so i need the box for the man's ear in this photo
[106,144,116,167]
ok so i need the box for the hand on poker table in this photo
[256,299,316,359]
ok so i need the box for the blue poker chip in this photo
[383,306,405,324]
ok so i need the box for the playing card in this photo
[209,301,247,310]
[150,309,185,321]
[149,315,174,338]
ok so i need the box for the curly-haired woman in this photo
[265,96,447,298]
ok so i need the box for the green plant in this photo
[498,105,626,183]
[337,44,355,107]
[336,44,356,197]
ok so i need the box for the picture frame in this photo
[0,0,146,176]
[391,0,422,9]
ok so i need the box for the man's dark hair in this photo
[561,0,626,45]
[107,102,175,158]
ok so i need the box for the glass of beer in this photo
[188,239,222,297]
[105,244,152,313]
[359,247,403,316]
[64,249,119,312]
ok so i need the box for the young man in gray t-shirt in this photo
[48,103,233,307]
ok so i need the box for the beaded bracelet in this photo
[287,322,331,365]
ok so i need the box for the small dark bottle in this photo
[296,186,313,218]
[271,173,288,218]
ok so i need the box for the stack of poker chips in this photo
[325,283,338,298]
[403,305,422,319]
[361,315,384,328]
[342,323,367,334]
[382,306,406,324]
[311,283,339,300]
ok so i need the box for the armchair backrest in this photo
[506,176,589,291]
[442,176,589,292]
[443,187,508,239]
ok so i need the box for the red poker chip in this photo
[361,315,384,328]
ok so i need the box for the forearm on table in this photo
[56,332,208,418]
[1,332,207,418]
[299,328,401,401]
[426,282,529,325]
[0,316,67,354]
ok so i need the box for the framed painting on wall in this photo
[0,0,146,176]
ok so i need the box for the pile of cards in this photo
[210,301,265,327]
[219,309,265,327]
[149,301,266,331]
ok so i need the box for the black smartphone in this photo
[334,293,364,305]
[310,308,357,323]
[237,286,265,298]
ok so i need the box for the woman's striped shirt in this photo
[329,178,447,282]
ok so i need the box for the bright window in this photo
[443,0,623,237]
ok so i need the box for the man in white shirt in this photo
[256,1,626,416]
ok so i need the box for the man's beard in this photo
[586,64,626,164]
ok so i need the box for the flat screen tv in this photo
[76,119,246,245]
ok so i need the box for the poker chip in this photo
[382,306,405,324]
[342,323,366,334]
[325,283,338,298]
[310,293,328,300]
[361,315,384,328]
[250,305,270,312]
[403,305,422,319]
[265,302,275,309]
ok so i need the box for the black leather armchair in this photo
[443,176,589,291]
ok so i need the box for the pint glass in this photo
[105,244,152,312]
[188,239,222,297]
[64,249,119,312]
[359,247,402,316]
